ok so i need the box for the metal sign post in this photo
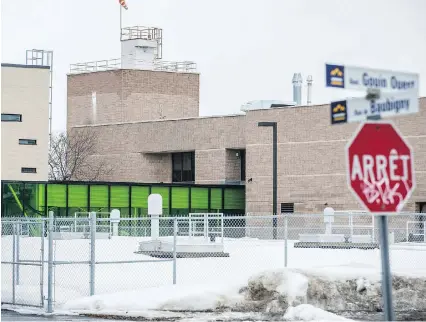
[378,215,395,321]
[345,121,415,321]
[326,62,418,321]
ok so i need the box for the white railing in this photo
[188,213,224,244]
[333,211,375,243]
[406,221,425,242]
[69,58,197,74]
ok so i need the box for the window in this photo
[281,203,294,214]
[240,150,246,181]
[21,167,37,174]
[172,152,195,182]
[2,114,22,122]
[19,139,37,145]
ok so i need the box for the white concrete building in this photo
[1,63,50,181]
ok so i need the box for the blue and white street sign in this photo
[330,90,419,125]
[326,63,419,93]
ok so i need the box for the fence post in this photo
[204,214,208,242]
[90,212,96,296]
[47,211,54,313]
[16,223,20,285]
[221,214,224,244]
[40,221,45,307]
[284,214,288,268]
[12,223,16,305]
[173,217,177,285]
[372,214,376,243]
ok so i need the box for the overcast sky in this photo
[2,0,426,132]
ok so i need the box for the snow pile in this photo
[236,270,309,313]
[302,270,426,312]
[62,268,426,320]
[284,304,351,321]
[62,282,246,313]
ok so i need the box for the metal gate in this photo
[1,219,45,307]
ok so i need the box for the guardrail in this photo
[69,58,197,74]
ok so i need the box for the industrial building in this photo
[2,27,425,218]
[1,51,53,182]
[66,26,426,214]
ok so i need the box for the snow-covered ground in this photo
[2,235,426,321]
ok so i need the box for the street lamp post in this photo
[258,121,278,239]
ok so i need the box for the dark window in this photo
[21,167,37,174]
[280,203,294,214]
[172,153,182,182]
[172,152,195,182]
[2,114,22,122]
[240,150,246,181]
[19,139,37,145]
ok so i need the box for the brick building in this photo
[67,27,426,214]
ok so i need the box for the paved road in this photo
[4,309,426,321]
[1,310,114,321]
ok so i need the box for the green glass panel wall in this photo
[38,184,45,214]
[191,188,208,209]
[90,185,108,210]
[131,186,149,208]
[172,187,189,209]
[2,181,245,218]
[47,184,67,216]
[151,186,170,215]
[210,188,222,210]
[110,186,129,208]
[47,184,66,207]
[171,187,189,215]
[68,185,88,215]
[224,188,245,210]
[2,183,23,217]
[131,186,149,218]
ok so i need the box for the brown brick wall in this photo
[195,149,226,184]
[85,152,171,183]
[70,114,245,184]
[69,80,426,214]
[67,69,200,130]
[225,149,242,182]
[76,115,245,155]
[245,98,426,214]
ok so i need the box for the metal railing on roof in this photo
[69,58,197,74]
[120,26,162,41]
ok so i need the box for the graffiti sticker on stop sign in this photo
[346,122,415,213]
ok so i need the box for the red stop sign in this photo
[346,122,415,213]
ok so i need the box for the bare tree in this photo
[48,129,112,181]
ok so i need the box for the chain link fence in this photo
[1,219,45,307]
[1,212,425,313]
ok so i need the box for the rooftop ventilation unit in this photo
[240,100,295,112]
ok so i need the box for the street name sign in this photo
[330,90,419,125]
[326,63,419,93]
[328,62,419,321]
[346,122,415,213]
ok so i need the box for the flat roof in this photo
[1,63,50,70]
[72,113,246,128]
[71,97,426,129]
